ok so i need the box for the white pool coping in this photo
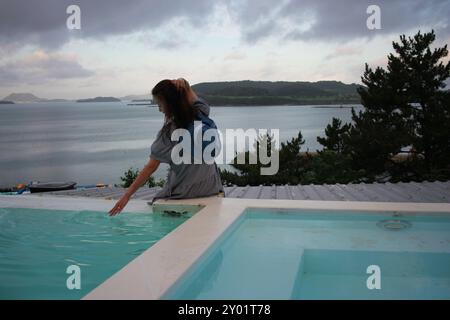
[1,194,450,300]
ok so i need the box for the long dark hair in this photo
[151,79,196,129]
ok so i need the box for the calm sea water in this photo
[0,102,362,186]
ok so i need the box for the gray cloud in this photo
[229,0,450,43]
[0,0,214,48]
[0,50,94,86]
[0,0,449,49]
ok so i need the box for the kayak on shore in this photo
[0,182,111,195]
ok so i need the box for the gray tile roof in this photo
[30,181,450,203]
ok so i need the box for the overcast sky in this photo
[0,0,449,99]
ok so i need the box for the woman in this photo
[109,78,224,216]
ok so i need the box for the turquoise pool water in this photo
[164,209,450,300]
[0,207,192,299]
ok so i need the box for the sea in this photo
[0,102,363,186]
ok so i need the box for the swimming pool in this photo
[163,208,450,300]
[0,206,194,299]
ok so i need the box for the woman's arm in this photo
[108,158,161,216]
[124,158,160,198]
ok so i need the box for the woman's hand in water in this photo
[108,193,131,216]
[109,160,159,216]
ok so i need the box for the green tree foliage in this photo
[316,117,351,153]
[312,118,365,183]
[302,150,366,184]
[349,30,450,179]
[119,167,165,188]
[220,30,450,185]
[220,131,309,185]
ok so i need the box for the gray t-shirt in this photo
[149,97,224,203]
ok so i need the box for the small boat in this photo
[28,181,77,193]
[0,183,29,194]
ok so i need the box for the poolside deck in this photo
[25,181,450,203]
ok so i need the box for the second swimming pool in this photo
[164,208,450,300]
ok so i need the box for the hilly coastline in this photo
[192,80,363,106]
[76,97,121,103]
[2,80,363,106]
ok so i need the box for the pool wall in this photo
[1,194,450,300]
[0,194,153,213]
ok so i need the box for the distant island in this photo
[2,80,363,106]
[0,100,14,104]
[2,93,44,103]
[120,94,152,101]
[192,80,363,106]
[1,93,70,103]
[133,99,152,102]
[76,97,121,103]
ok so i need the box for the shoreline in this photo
[209,103,362,108]
[0,100,362,108]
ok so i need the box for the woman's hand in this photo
[108,194,131,216]
[108,159,160,216]
[172,78,189,91]
[172,78,198,103]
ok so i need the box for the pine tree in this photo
[348,30,450,179]
[317,117,351,153]
[393,31,450,173]
[220,131,308,185]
